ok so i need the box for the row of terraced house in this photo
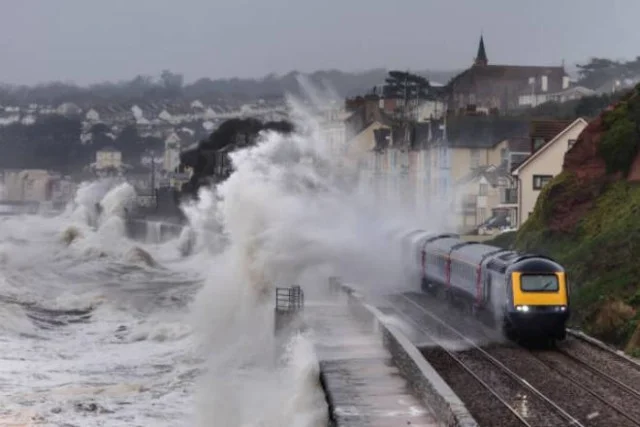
[319,36,592,234]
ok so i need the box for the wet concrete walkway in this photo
[306,298,442,427]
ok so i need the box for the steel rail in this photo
[394,293,585,427]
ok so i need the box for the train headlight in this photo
[516,305,530,312]
[555,305,567,312]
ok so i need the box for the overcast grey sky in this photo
[1,0,638,86]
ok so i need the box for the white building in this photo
[518,85,595,108]
[2,169,60,202]
[163,132,182,172]
[85,108,100,122]
[512,117,588,227]
[93,146,123,176]
[319,109,349,156]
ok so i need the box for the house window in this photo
[470,149,481,168]
[479,183,488,196]
[533,174,553,190]
[533,137,545,151]
[568,139,576,151]
[500,148,508,167]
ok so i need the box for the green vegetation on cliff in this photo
[598,97,640,176]
[488,84,640,354]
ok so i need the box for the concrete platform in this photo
[306,300,443,427]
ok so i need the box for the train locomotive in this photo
[399,230,570,342]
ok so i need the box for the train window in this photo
[520,274,559,292]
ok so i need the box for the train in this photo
[395,230,570,342]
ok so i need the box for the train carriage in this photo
[398,230,430,282]
[410,231,570,343]
[414,232,458,271]
[421,236,460,289]
[447,242,503,309]
[399,230,428,269]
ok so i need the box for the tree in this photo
[576,58,625,90]
[383,71,431,99]
[378,70,432,120]
[180,117,295,196]
[160,70,184,96]
[0,115,85,173]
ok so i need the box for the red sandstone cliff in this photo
[542,97,640,233]
[562,115,608,181]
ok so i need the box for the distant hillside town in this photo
[0,97,290,210]
[1,35,638,227]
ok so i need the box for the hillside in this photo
[0,68,461,107]
[494,83,640,354]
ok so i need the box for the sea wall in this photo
[329,283,478,427]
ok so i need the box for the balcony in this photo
[500,188,517,205]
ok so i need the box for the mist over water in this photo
[0,80,449,426]
[0,178,203,426]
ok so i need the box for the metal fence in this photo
[275,285,305,313]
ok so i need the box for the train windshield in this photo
[520,274,559,292]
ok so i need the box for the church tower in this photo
[474,35,488,66]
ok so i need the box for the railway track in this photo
[529,348,640,423]
[563,329,640,392]
[389,294,583,427]
[391,293,640,427]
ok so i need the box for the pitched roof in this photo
[513,117,588,175]
[446,116,530,149]
[530,119,574,143]
[345,103,394,139]
[351,118,391,142]
[506,137,531,153]
[351,104,393,127]
[99,145,119,153]
[448,64,568,94]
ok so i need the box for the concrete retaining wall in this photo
[125,218,184,244]
[340,284,479,427]
[318,369,337,427]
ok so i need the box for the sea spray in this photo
[185,84,455,426]
[179,187,227,255]
[0,177,201,425]
[98,182,137,220]
[67,178,122,223]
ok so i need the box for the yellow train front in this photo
[411,232,570,344]
[502,255,570,341]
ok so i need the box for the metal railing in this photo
[275,285,305,313]
[500,188,517,204]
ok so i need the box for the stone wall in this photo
[124,218,184,244]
